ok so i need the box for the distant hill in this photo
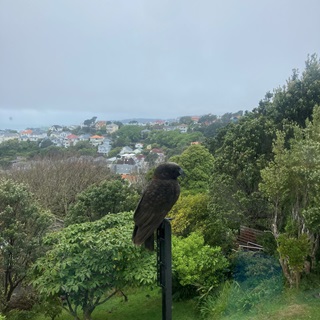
[119,118,178,124]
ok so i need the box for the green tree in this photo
[255,54,320,128]
[112,125,142,146]
[170,193,235,251]
[65,180,139,225]
[146,130,204,157]
[207,115,276,229]
[32,213,156,320]
[277,234,310,288]
[260,106,320,286]
[83,117,97,127]
[0,140,40,168]
[69,141,97,156]
[0,179,52,312]
[170,144,214,192]
[179,116,193,125]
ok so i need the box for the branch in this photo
[95,289,119,306]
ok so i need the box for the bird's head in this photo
[153,162,185,180]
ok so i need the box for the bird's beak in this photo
[179,168,186,178]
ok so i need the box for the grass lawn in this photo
[32,279,320,320]
[218,285,320,320]
[35,287,198,320]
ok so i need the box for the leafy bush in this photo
[172,232,228,299]
[232,251,282,286]
[6,310,36,320]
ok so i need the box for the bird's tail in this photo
[144,234,154,251]
[132,225,155,251]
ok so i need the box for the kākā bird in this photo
[132,162,184,251]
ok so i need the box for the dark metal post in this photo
[157,218,172,320]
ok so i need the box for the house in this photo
[110,163,138,175]
[95,121,107,130]
[106,123,119,134]
[64,134,79,147]
[150,148,166,163]
[163,126,178,132]
[20,129,47,142]
[191,116,200,123]
[120,146,133,155]
[98,140,112,155]
[89,135,104,146]
[50,125,63,132]
[121,174,138,184]
[0,132,19,143]
[135,143,144,149]
[78,134,91,141]
[178,124,188,133]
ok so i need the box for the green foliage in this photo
[32,296,62,320]
[172,232,228,297]
[170,193,228,248]
[69,141,97,156]
[31,212,156,320]
[179,116,193,125]
[170,144,214,192]
[231,251,282,286]
[107,146,122,158]
[259,54,320,128]
[0,178,53,312]
[277,234,310,273]
[65,179,139,225]
[6,310,37,320]
[146,130,204,156]
[112,125,143,147]
[208,115,276,230]
[0,140,40,168]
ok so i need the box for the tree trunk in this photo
[83,308,94,320]
[279,257,295,288]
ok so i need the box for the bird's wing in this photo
[133,179,179,245]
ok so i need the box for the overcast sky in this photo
[1,0,320,130]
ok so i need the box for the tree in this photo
[255,54,320,128]
[146,130,204,157]
[112,125,142,147]
[65,179,139,225]
[0,179,52,312]
[4,156,115,217]
[179,116,193,125]
[83,117,97,127]
[259,106,320,286]
[0,140,40,169]
[32,212,156,320]
[170,144,214,192]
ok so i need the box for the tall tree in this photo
[0,179,52,312]
[260,106,320,286]
[170,144,214,192]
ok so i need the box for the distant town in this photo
[0,112,243,180]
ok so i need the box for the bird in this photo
[132,162,184,251]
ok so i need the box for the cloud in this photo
[0,0,320,129]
